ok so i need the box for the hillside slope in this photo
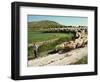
[28,20,64,29]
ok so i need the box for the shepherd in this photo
[33,43,39,58]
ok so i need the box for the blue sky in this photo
[28,15,88,26]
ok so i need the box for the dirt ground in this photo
[28,46,88,67]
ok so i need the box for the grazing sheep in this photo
[82,38,88,46]
[76,39,84,48]
[65,42,76,51]
[55,43,65,51]
[51,27,88,53]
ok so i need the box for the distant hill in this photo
[28,20,64,30]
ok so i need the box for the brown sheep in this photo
[64,41,77,51]
[76,39,84,48]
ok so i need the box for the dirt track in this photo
[28,46,87,66]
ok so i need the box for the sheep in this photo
[76,39,84,48]
[50,28,88,53]
[55,43,65,51]
[65,42,76,51]
[82,38,88,47]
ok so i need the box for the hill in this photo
[28,20,65,30]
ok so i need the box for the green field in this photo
[28,30,74,60]
[28,31,72,44]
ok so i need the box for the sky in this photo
[28,15,88,26]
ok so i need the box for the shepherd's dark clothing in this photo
[34,50,38,58]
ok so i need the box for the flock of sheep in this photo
[54,27,88,53]
[45,27,87,33]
